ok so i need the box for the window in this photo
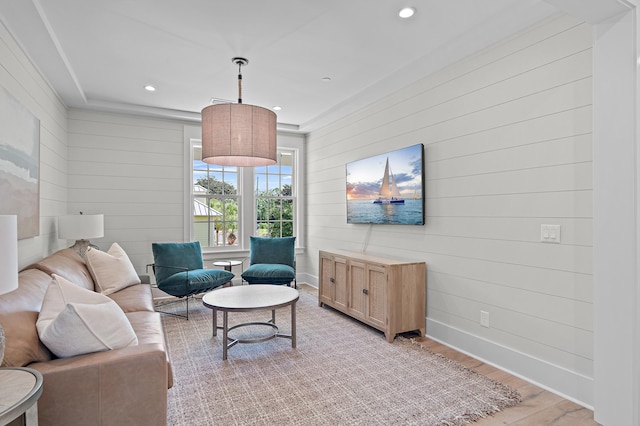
[192,146,240,248]
[255,151,295,238]
[190,141,299,250]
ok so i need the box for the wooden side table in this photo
[0,367,43,426]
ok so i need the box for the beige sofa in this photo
[0,248,173,426]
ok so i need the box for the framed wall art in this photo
[0,87,40,239]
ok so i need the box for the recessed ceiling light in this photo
[144,84,156,92]
[273,106,282,111]
[321,77,332,82]
[398,7,416,19]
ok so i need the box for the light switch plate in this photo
[541,224,561,244]
[480,311,490,327]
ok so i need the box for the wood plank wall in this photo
[0,21,69,267]
[66,110,187,272]
[304,13,594,405]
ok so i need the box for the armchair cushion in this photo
[157,269,234,297]
[248,236,295,266]
[241,264,295,285]
[151,242,204,283]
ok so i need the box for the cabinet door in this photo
[366,264,387,329]
[333,256,348,311]
[348,260,367,320]
[319,254,334,305]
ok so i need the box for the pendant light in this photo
[201,57,277,167]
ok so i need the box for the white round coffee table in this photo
[202,285,299,360]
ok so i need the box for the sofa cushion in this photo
[108,283,155,313]
[23,248,95,291]
[241,263,295,285]
[36,275,138,358]
[125,310,173,388]
[0,269,54,367]
[85,243,141,295]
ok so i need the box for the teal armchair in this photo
[241,236,296,287]
[149,241,234,319]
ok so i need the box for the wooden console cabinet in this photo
[318,250,426,342]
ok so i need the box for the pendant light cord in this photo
[237,61,243,104]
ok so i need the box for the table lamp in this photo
[0,215,19,365]
[58,213,104,257]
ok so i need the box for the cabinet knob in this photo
[363,289,369,295]
[330,278,335,283]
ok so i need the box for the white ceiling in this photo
[0,0,559,132]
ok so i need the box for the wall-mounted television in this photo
[346,143,424,225]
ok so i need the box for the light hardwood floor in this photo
[413,337,599,425]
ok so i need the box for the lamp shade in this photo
[0,215,18,295]
[58,214,104,240]
[201,103,277,167]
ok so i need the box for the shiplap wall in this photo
[304,13,593,405]
[0,21,69,268]
[67,109,187,273]
[67,112,307,275]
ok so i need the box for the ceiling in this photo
[0,0,559,132]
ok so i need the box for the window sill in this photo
[201,246,305,262]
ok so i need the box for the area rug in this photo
[161,287,521,426]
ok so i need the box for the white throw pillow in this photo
[36,274,138,358]
[85,242,141,295]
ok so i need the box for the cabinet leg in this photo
[385,332,395,343]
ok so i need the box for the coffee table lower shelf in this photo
[216,312,295,358]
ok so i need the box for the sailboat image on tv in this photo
[373,158,405,205]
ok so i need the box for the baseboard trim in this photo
[298,273,317,287]
[426,318,594,409]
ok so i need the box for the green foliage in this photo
[196,175,294,241]
[256,195,293,238]
[196,177,239,245]
[255,184,292,197]
[209,198,238,231]
[196,177,237,195]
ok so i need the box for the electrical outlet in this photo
[541,224,561,244]
[480,311,490,328]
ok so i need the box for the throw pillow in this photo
[36,274,138,358]
[85,243,141,295]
